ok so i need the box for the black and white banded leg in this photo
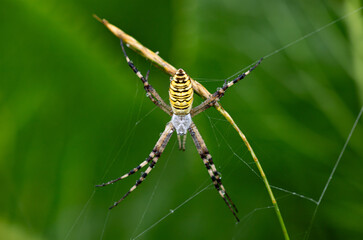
[189,122,239,221]
[191,58,263,117]
[120,39,172,116]
[97,122,175,209]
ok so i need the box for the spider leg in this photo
[96,148,157,187]
[120,39,172,116]
[188,122,239,222]
[109,122,174,209]
[190,58,262,117]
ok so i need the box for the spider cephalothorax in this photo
[97,39,262,222]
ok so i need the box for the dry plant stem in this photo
[94,15,290,240]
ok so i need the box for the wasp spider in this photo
[97,39,262,222]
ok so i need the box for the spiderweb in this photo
[64,4,363,240]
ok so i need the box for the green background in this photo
[1,0,362,239]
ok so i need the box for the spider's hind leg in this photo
[119,39,172,116]
[190,58,262,118]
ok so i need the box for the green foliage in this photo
[0,0,362,239]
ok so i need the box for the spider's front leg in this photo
[96,122,175,208]
[188,122,239,222]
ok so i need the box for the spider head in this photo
[171,114,192,135]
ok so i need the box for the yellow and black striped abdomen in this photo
[169,68,194,115]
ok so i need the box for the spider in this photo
[96,39,262,222]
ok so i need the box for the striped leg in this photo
[108,122,175,209]
[96,148,158,187]
[120,39,172,116]
[190,58,263,117]
[188,122,239,222]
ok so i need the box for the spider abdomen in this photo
[169,68,194,115]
